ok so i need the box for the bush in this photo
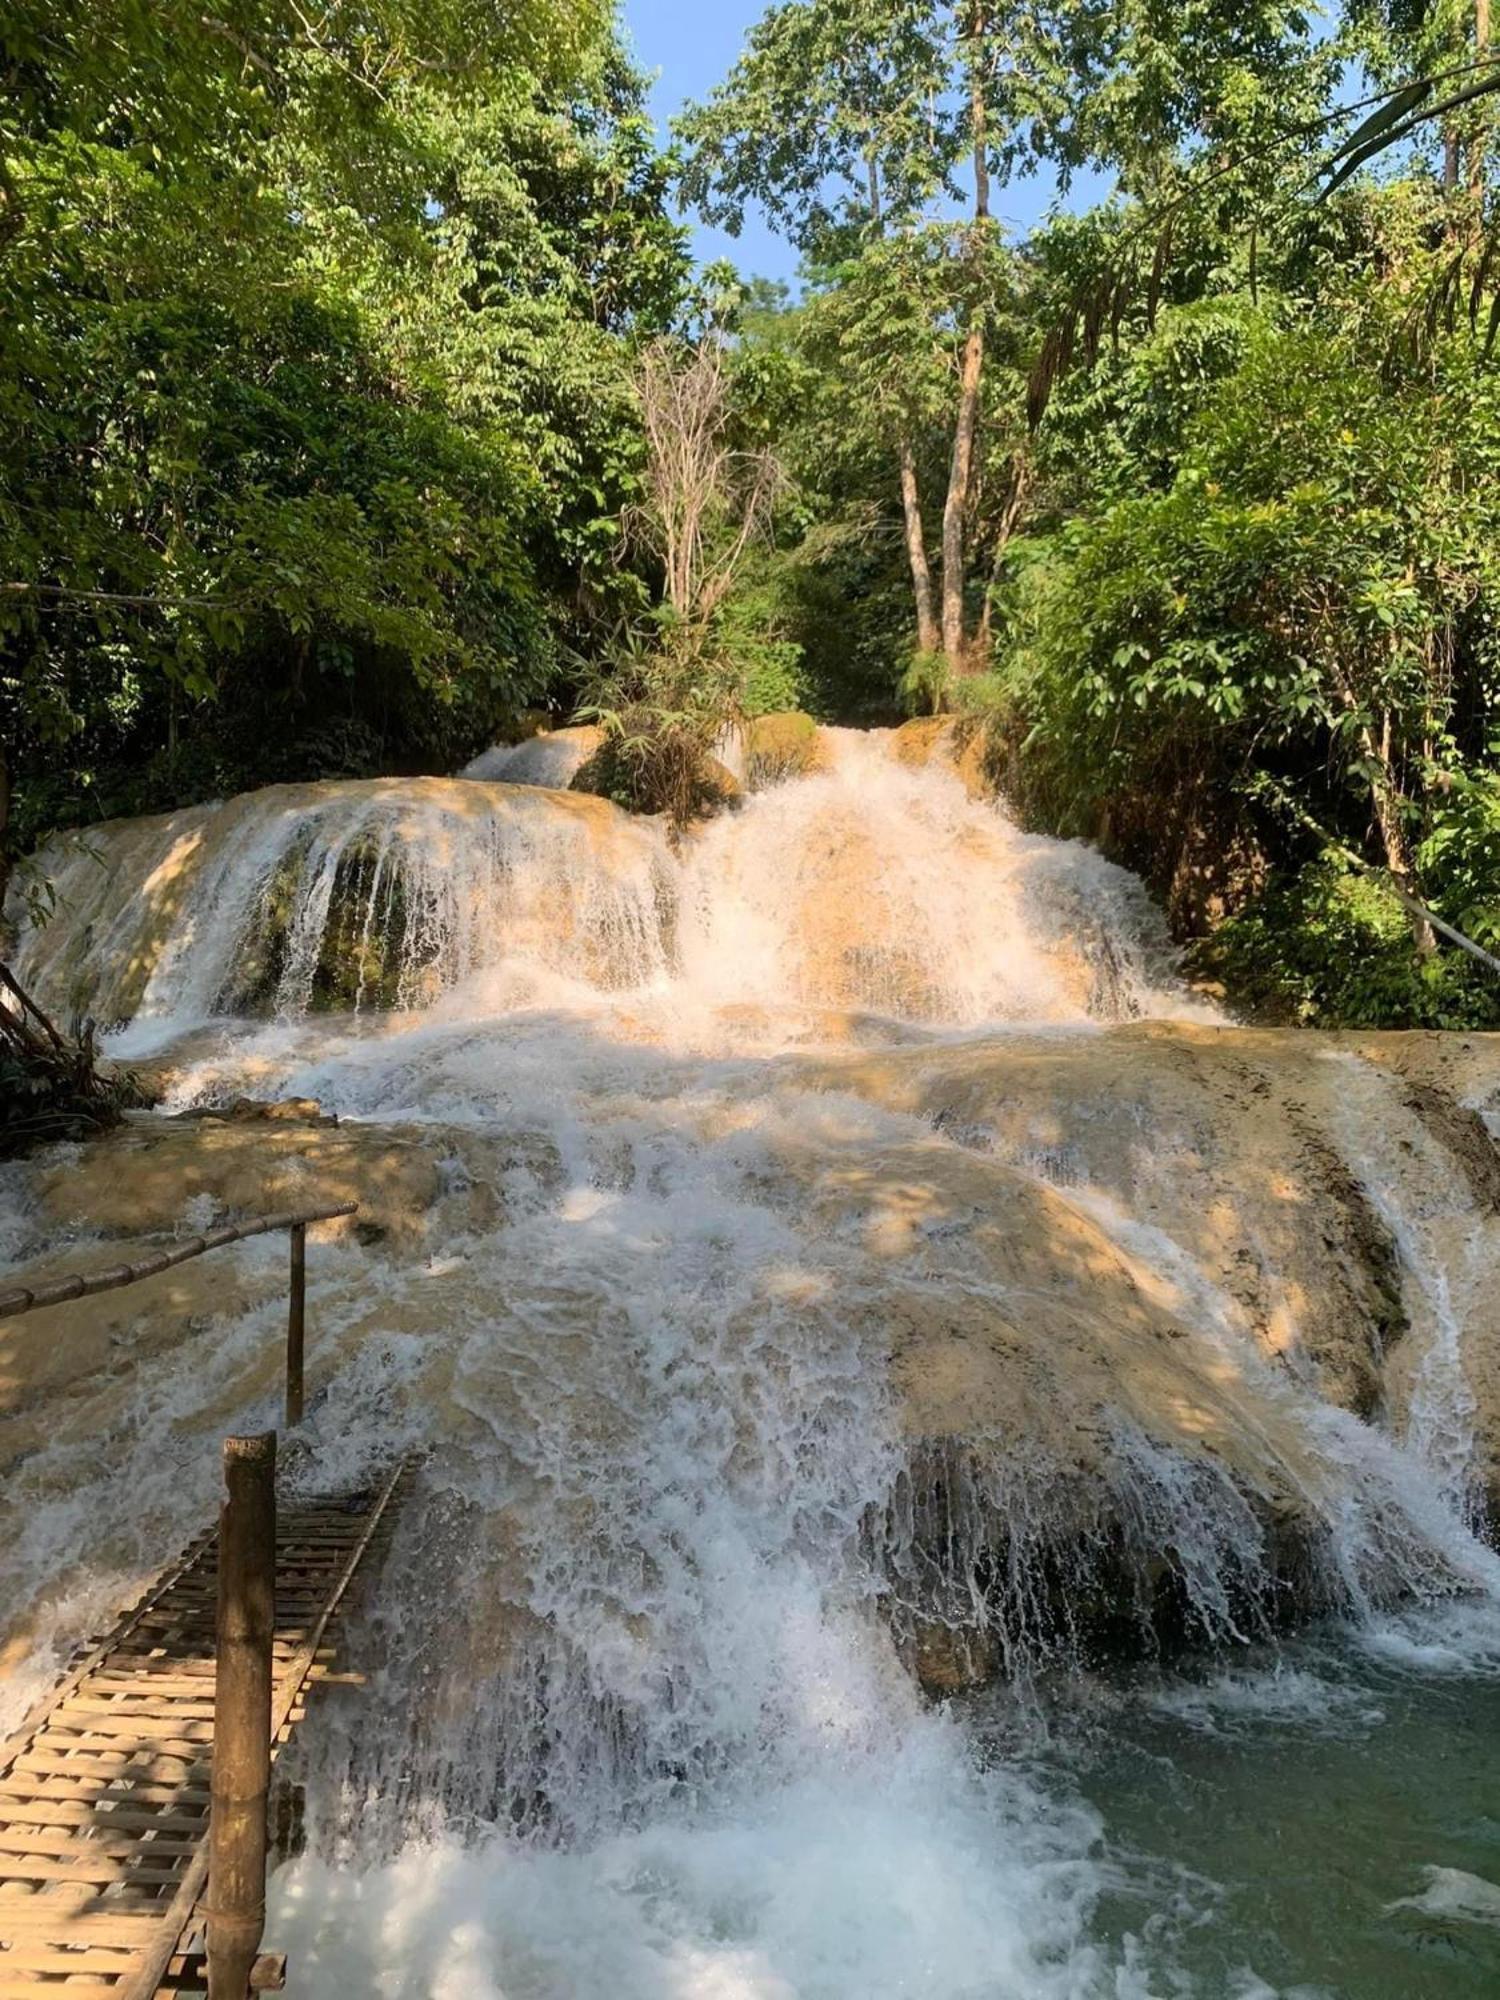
[1189,859,1500,1029]
[573,621,743,825]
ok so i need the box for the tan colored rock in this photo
[6,1015,1500,1702]
[792,1023,1500,1507]
[744,712,828,790]
[907,1622,998,1693]
[889,716,993,801]
[890,716,951,768]
[218,1095,334,1124]
[8,775,663,1025]
[783,1122,1333,1511]
[29,1114,441,1250]
[0,1111,566,1459]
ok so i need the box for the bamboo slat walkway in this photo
[0,1459,409,1998]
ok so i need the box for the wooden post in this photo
[285,1223,306,1428]
[207,1433,276,2000]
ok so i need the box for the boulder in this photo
[743,712,827,790]
[890,715,994,801]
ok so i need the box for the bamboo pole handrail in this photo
[0,1201,358,1319]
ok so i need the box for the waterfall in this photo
[5,726,1500,1996]
[9,728,1202,1041]
[677,729,1204,1028]
[10,778,676,1033]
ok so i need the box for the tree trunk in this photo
[1473,0,1492,197]
[941,329,985,670]
[869,141,941,664]
[939,4,991,677]
[1329,671,1435,954]
[899,442,941,657]
[1368,768,1437,955]
[974,450,1031,660]
[1362,704,1435,954]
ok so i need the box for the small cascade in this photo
[12,778,676,1031]
[460,725,602,789]
[678,728,1199,1028]
[1325,1052,1497,1526]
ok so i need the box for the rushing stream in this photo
[4,727,1500,1996]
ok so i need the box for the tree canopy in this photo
[0,0,684,867]
[11,0,1500,1026]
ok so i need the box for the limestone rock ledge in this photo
[5,1023,1500,1698]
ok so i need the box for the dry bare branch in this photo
[630,339,782,626]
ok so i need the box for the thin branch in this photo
[284,0,390,102]
[197,14,281,87]
[0,584,231,609]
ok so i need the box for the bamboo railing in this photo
[0,1200,357,1426]
[0,1198,374,1999]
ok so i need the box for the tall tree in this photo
[680,0,954,661]
[681,1,1062,679]
[681,0,1324,689]
[941,3,993,670]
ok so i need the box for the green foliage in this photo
[0,0,685,868]
[574,618,743,825]
[1417,774,1500,950]
[676,1,952,257]
[698,236,1027,715]
[971,171,1500,1023]
[1192,859,1500,1029]
[713,567,808,717]
[899,650,950,717]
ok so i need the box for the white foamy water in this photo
[5,727,1500,1998]
[674,729,1201,1031]
[461,728,601,789]
[1325,1052,1494,1525]
[11,727,1204,1048]
[1388,1866,1500,1930]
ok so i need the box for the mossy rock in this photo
[218,836,438,1016]
[744,712,826,791]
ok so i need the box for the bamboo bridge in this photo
[0,1205,409,1998]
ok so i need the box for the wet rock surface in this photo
[5,1019,1499,1696]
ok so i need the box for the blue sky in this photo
[621,0,795,281]
[621,0,1114,287]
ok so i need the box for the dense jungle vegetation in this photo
[9,0,1500,1026]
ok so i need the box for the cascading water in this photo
[12,778,676,1034]
[675,730,1201,1029]
[5,725,1500,1996]
[10,729,1203,1046]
